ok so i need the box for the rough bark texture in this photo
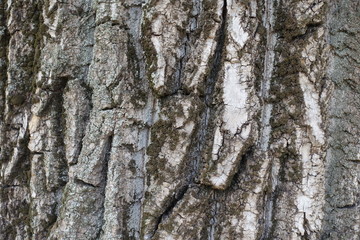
[1,0,359,239]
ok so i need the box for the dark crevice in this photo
[291,22,322,41]
[336,202,359,209]
[31,151,45,155]
[157,89,192,100]
[45,79,69,191]
[78,11,95,114]
[67,9,95,166]
[208,191,219,240]
[150,185,190,239]
[2,116,32,189]
[193,2,228,238]
[204,0,227,107]
[228,146,253,190]
[303,213,311,239]
[170,3,229,238]
[347,159,360,163]
[261,194,273,240]
[175,32,190,92]
[95,134,113,239]
[193,0,228,183]
[259,0,277,238]
[100,107,116,111]
[102,135,113,187]
[1,184,21,188]
[73,82,93,166]
[0,0,25,168]
[263,184,282,240]
[74,178,97,188]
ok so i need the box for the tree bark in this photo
[1,0,359,239]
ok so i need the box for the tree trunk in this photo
[1,0,359,239]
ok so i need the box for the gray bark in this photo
[0,0,359,239]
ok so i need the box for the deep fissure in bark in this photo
[74,178,97,188]
[204,0,227,107]
[208,190,219,240]
[201,2,227,236]
[95,134,113,238]
[228,146,254,189]
[195,0,228,182]
[260,0,277,238]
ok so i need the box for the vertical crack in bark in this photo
[202,0,227,237]
[204,0,227,108]
[175,33,189,93]
[260,0,276,238]
[195,0,228,181]
[95,134,113,239]
[208,191,219,240]
[261,189,276,240]
[55,81,70,188]
[72,8,96,166]
[74,178,97,188]
[125,7,149,237]
[175,0,200,94]
[259,0,275,152]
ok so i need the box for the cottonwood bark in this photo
[1,0,359,239]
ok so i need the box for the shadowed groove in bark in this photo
[69,82,93,166]
[74,178,97,188]
[208,190,219,240]
[96,134,113,239]
[195,0,227,179]
[203,1,227,237]
[125,7,149,239]
[175,32,189,93]
[228,146,254,189]
[51,77,70,190]
[204,0,227,107]
[261,189,276,240]
[259,0,277,238]
[144,0,229,237]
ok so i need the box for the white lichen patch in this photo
[29,115,40,134]
[229,16,249,49]
[212,126,223,161]
[222,62,250,135]
[299,73,324,145]
[150,30,166,91]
